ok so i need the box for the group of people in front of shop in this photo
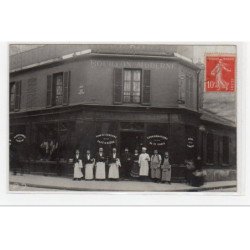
[72,147,172,184]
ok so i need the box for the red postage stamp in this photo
[205,54,236,92]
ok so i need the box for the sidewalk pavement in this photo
[9,174,237,192]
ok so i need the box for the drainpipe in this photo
[196,68,201,112]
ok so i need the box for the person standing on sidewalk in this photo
[108,148,121,180]
[191,156,206,187]
[73,149,83,181]
[150,149,162,183]
[95,147,106,180]
[130,149,140,178]
[161,151,172,184]
[83,149,95,180]
[138,147,150,181]
[121,148,131,180]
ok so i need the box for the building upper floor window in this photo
[113,68,150,105]
[123,69,141,103]
[46,71,70,107]
[10,81,21,111]
[54,73,63,106]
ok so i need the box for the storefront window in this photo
[36,122,75,160]
[146,124,169,154]
[206,133,214,163]
[222,136,229,164]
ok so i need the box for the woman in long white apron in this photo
[73,149,83,181]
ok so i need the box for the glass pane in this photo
[133,82,140,92]
[133,70,141,81]
[132,96,140,103]
[56,75,63,85]
[124,70,131,81]
[124,81,131,91]
[10,84,16,110]
[123,95,130,102]
[10,84,16,95]
[56,85,63,95]
[56,96,63,105]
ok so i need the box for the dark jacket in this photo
[121,152,132,164]
[108,153,120,164]
[95,153,106,163]
[83,154,95,165]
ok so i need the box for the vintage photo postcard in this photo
[9,44,237,193]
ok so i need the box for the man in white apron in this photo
[95,147,106,180]
[84,149,95,180]
[139,147,150,181]
[108,148,121,180]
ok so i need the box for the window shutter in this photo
[190,76,193,106]
[26,78,37,109]
[63,71,70,105]
[142,70,151,105]
[46,75,53,107]
[113,68,123,104]
[14,81,21,111]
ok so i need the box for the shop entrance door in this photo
[120,131,145,153]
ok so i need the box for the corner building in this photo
[9,45,236,181]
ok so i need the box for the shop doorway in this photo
[120,131,145,154]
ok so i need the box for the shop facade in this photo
[9,46,236,180]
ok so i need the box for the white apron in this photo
[95,162,106,179]
[108,159,121,179]
[74,160,83,178]
[85,163,94,180]
[139,153,150,176]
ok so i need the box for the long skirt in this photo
[95,162,106,179]
[151,167,161,179]
[74,166,83,179]
[130,162,140,178]
[139,161,149,176]
[85,163,94,180]
[161,168,171,182]
[108,163,119,179]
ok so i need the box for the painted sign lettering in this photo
[96,134,117,145]
[14,134,26,143]
[146,135,168,146]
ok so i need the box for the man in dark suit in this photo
[121,148,132,180]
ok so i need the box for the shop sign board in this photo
[96,134,117,145]
[147,135,168,146]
